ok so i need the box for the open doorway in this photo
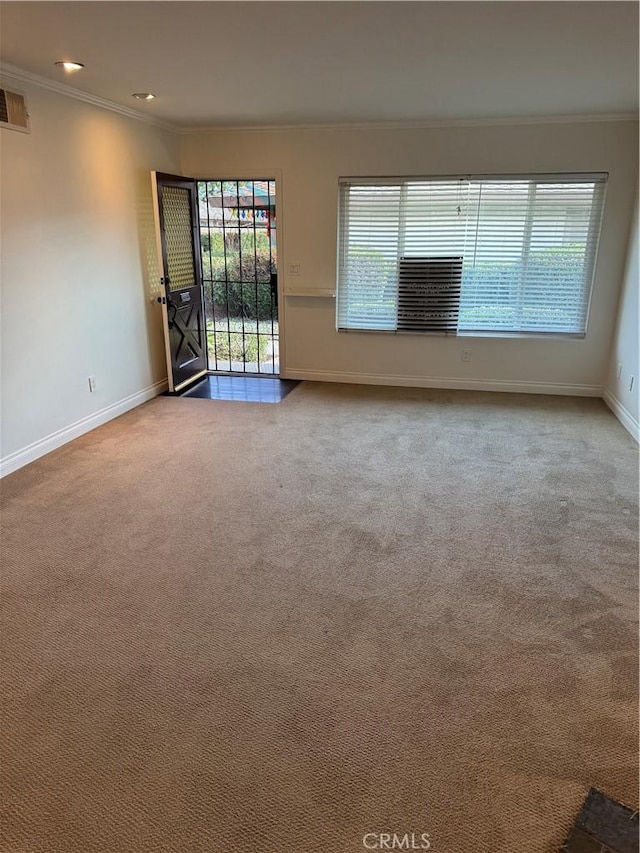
[198,180,279,375]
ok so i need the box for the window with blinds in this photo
[336,173,607,336]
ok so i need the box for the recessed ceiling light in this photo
[132,93,156,101]
[54,61,84,72]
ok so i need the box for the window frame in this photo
[336,171,608,339]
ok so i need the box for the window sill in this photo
[337,328,585,340]
[457,331,586,340]
[285,289,335,298]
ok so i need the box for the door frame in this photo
[151,171,175,389]
[195,169,287,378]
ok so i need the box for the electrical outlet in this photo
[617,363,623,379]
[288,263,301,275]
[461,348,472,363]
[88,376,97,392]
[629,376,634,392]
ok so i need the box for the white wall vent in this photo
[0,88,30,133]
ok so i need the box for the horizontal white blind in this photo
[337,184,400,330]
[459,176,607,334]
[337,173,607,336]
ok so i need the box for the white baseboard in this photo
[602,389,640,442]
[0,379,168,478]
[283,368,602,397]
[3,373,629,478]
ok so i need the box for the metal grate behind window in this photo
[397,256,462,333]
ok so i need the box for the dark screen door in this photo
[152,172,207,393]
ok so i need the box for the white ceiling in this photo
[1,1,638,129]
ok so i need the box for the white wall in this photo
[0,79,180,474]
[181,120,638,395]
[604,192,639,439]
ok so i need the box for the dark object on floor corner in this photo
[561,788,639,853]
[179,374,300,403]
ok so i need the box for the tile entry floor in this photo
[180,374,300,403]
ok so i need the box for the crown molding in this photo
[1,62,636,136]
[0,62,179,133]
[178,112,639,135]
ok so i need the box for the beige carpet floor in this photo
[1,382,638,853]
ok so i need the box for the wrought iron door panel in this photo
[198,179,279,375]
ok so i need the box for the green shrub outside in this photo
[201,231,275,322]
[207,319,274,363]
